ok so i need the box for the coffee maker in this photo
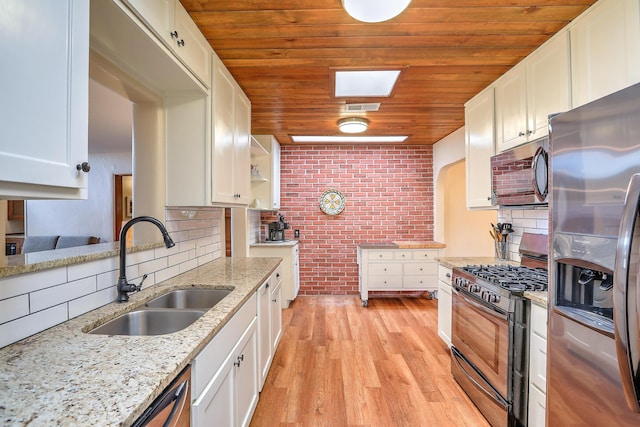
[267,214,289,241]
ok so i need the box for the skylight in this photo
[335,70,401,97]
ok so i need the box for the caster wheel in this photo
[362,300,368,307]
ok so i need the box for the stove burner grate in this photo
[462,264,548,292]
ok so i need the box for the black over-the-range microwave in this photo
[490,137,549,207]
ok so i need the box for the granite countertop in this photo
[437,257,548,306]
[0,241,163,278]
[0,256,281,427]
[358,241,446,250]
[250,239,299,247]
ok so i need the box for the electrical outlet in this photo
[294,229,300,238]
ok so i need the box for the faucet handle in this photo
[135,274,149,292]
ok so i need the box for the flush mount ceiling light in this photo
[342,0,412,23]
[338,117,369,134]
[291,136,408,143]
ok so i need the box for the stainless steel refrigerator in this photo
[548,82,640,425]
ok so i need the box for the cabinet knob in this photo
[170,30,178,39]
[527,129,533,135]
[518,131,525,137]
[266,282,270,288]
[177,39,185,47]
[272,299,277,303]
[446,273,451,278]
[76,162,90,173]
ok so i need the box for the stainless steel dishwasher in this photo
[132,365,191,427]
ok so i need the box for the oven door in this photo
[451,287,510,399]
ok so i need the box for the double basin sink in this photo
[88,288,232,336]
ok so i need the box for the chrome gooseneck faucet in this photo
[116,216,175,303]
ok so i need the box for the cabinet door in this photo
[212,57,237,204]
[465,87,495,208]
[122,0,174,45]
[570,0,640,107]
[270,283,283,351]
[495,63,528,151]
[0,0,89,197]
[234,91,252,205]
[528,382,547,427]
[235,323,258,427]
[192,352,235,427]
[173,3,212,86]
[526,32,571,138]
[257,280,271,390]
[271,139,281,209]
[437,281,452,347]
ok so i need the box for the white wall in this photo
[25,151,132,242]
[498,207,549,261]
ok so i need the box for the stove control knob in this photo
[488,293,500,303]
[469,284,480,293]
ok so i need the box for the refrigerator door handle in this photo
[614,173,640,412]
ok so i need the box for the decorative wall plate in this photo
[319,189,346,215]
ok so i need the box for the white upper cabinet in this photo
[0,0,90,199]
[465,86,496,209]
[122,0,212,86]
[211,53,251,206]
[250,135,281,210]
[495,32,571,152]
[570,0,640,107]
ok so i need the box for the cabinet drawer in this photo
[367,250,394,260]
[438,265,452,285]
[529,332,547,392]
[394,251,412,260]
[528,381,547,427]
[368,263,402,276]
[367,275,402,288]
[411,250,439,260]
[403,275,436,289]
[530,303,548,339]
[404,262,438,276]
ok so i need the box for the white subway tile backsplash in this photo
[155,264,181,283]
[69,287,115,319]
[0,268,68,300]
[1,206,223,348]
[68,257,117,281]
[498,207,549,261]
[30,276,97,313]
[0,294,29,324]
[0,304,68,349]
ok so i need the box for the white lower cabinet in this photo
[250,243,300,308]
[437,265,452,347]
[528,302,548,427]
[192,293,259,427]
[257,265,283,391]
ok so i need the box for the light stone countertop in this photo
[0,256,281,427]
[0,241,163,278]
[358,241,446,250]
[250,239,299,247]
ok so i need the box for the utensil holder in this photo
[495,241,508,260]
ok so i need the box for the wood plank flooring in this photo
[250,295,490,427]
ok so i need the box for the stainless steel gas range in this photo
[450,233,548,427]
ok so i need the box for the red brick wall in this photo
[263,144,434,295]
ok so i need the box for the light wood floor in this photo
[250,295,490,427]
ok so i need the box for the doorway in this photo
[114,174,133,241]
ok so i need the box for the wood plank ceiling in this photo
[180,0,597,145]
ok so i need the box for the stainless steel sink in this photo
[88,309,206,336]
[144,288,231,310]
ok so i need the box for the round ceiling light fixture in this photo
[342,0,412,23]
[338,117,369,134]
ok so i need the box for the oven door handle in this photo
[451,347,508,408]
[454,287,508,321]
